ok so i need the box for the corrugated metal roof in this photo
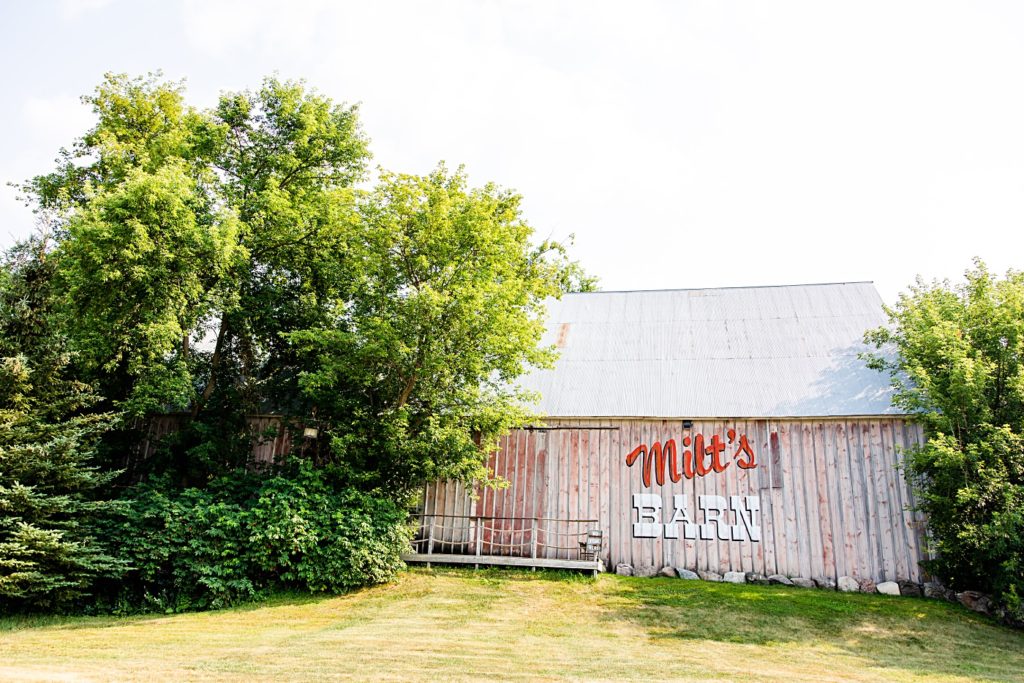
[520,281,898,418]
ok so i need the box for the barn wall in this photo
[420,418,929,584]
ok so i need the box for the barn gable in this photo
[521,281,896,418]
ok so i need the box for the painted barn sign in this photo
[626,430,761,542]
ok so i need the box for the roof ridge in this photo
[565,281,875,295]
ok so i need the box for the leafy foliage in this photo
[25,73,370,424]
[4,73,592,614]
[866,260,1024,622]
[291,166,595,494]
[103,463,410,612]
[0,243,125,611]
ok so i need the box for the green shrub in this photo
[867,262,1024,624]
[104,462,411,613]
[247,465,409,593]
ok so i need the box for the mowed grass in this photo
[2,568,1023,682]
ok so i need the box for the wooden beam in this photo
[402,553,602,574]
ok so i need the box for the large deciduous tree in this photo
[867,260,1024,623]
[291,166,595,493]
[26,73,369,423]
[19,73,591,491]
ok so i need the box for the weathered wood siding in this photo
[420,418,929,584]
[134,414,292,466]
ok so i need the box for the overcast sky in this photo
[2,0,1022,302]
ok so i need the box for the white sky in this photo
[2,0,1023,303]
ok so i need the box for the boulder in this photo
[676,568,700,580]
[634,565,658,578]
[858,579,877,594]
[818,578,837,590]
[791,577,816,589]
[658,566,678,578]
[923,582,946,600]
[838,576,860,592]
[698,571,723,582]
[898,580,922,598]
[767,574,794,586]
[876,581,901,596]
[723,571,746,584]
[745,572,769,585]
[957,591,993,615]
[615,563,633,577]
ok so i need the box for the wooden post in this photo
[531,518,538,571]
[475,516,482,570]
[427,516,434,570]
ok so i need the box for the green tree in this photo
[290,165,595,494]
[0,241,124,611]
[25,73,369,425]
[22,73,591,496]
[866,260,1024,623]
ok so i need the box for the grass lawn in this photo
[1,568,1022,682]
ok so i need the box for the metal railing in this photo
[410,515,600,561]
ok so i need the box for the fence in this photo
[404,514,603,574]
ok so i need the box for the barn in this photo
[409,282,929,586]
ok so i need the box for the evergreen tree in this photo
[0,241,124,611]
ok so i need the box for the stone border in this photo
[613,564,999,618]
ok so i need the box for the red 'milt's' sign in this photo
[625,429,756,488]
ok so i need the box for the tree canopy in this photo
[1,72,592,611]
[15,71,592,489]
[867,260,1024,623]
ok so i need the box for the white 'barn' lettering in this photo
[632,493,761,541]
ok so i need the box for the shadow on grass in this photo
[0,587,364,634]
[599,575,1024,682]
[419,565,596,586]
[0,566,553,635]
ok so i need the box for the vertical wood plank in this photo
[816,421,840,583]
[756,420,776,576]
[778,422,802,578]
[736,419,754,574]
[864,421,888,581]
[681,420,697,573]
[893,420,923,582]
[794,421,819,581]
[599,421,612,567]
[882,420,911,581]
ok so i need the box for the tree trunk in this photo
[192,316,229,417]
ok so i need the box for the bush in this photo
[247,466,409,593]
[867,261,1024,624]
[103,463,411,613]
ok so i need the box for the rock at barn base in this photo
[791,577,816,589]
[838,576,860,592]
[876,581,901,596]
[615,564,633,577]
[723,571,746,584]
[676,568,700,580]
[858,579,877,594]
[767,574,794,586]
[634,565,658,578]
[658,566,677,578]
[957,591,993,615]
[698,571,723,582]
[898,580,922,597]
